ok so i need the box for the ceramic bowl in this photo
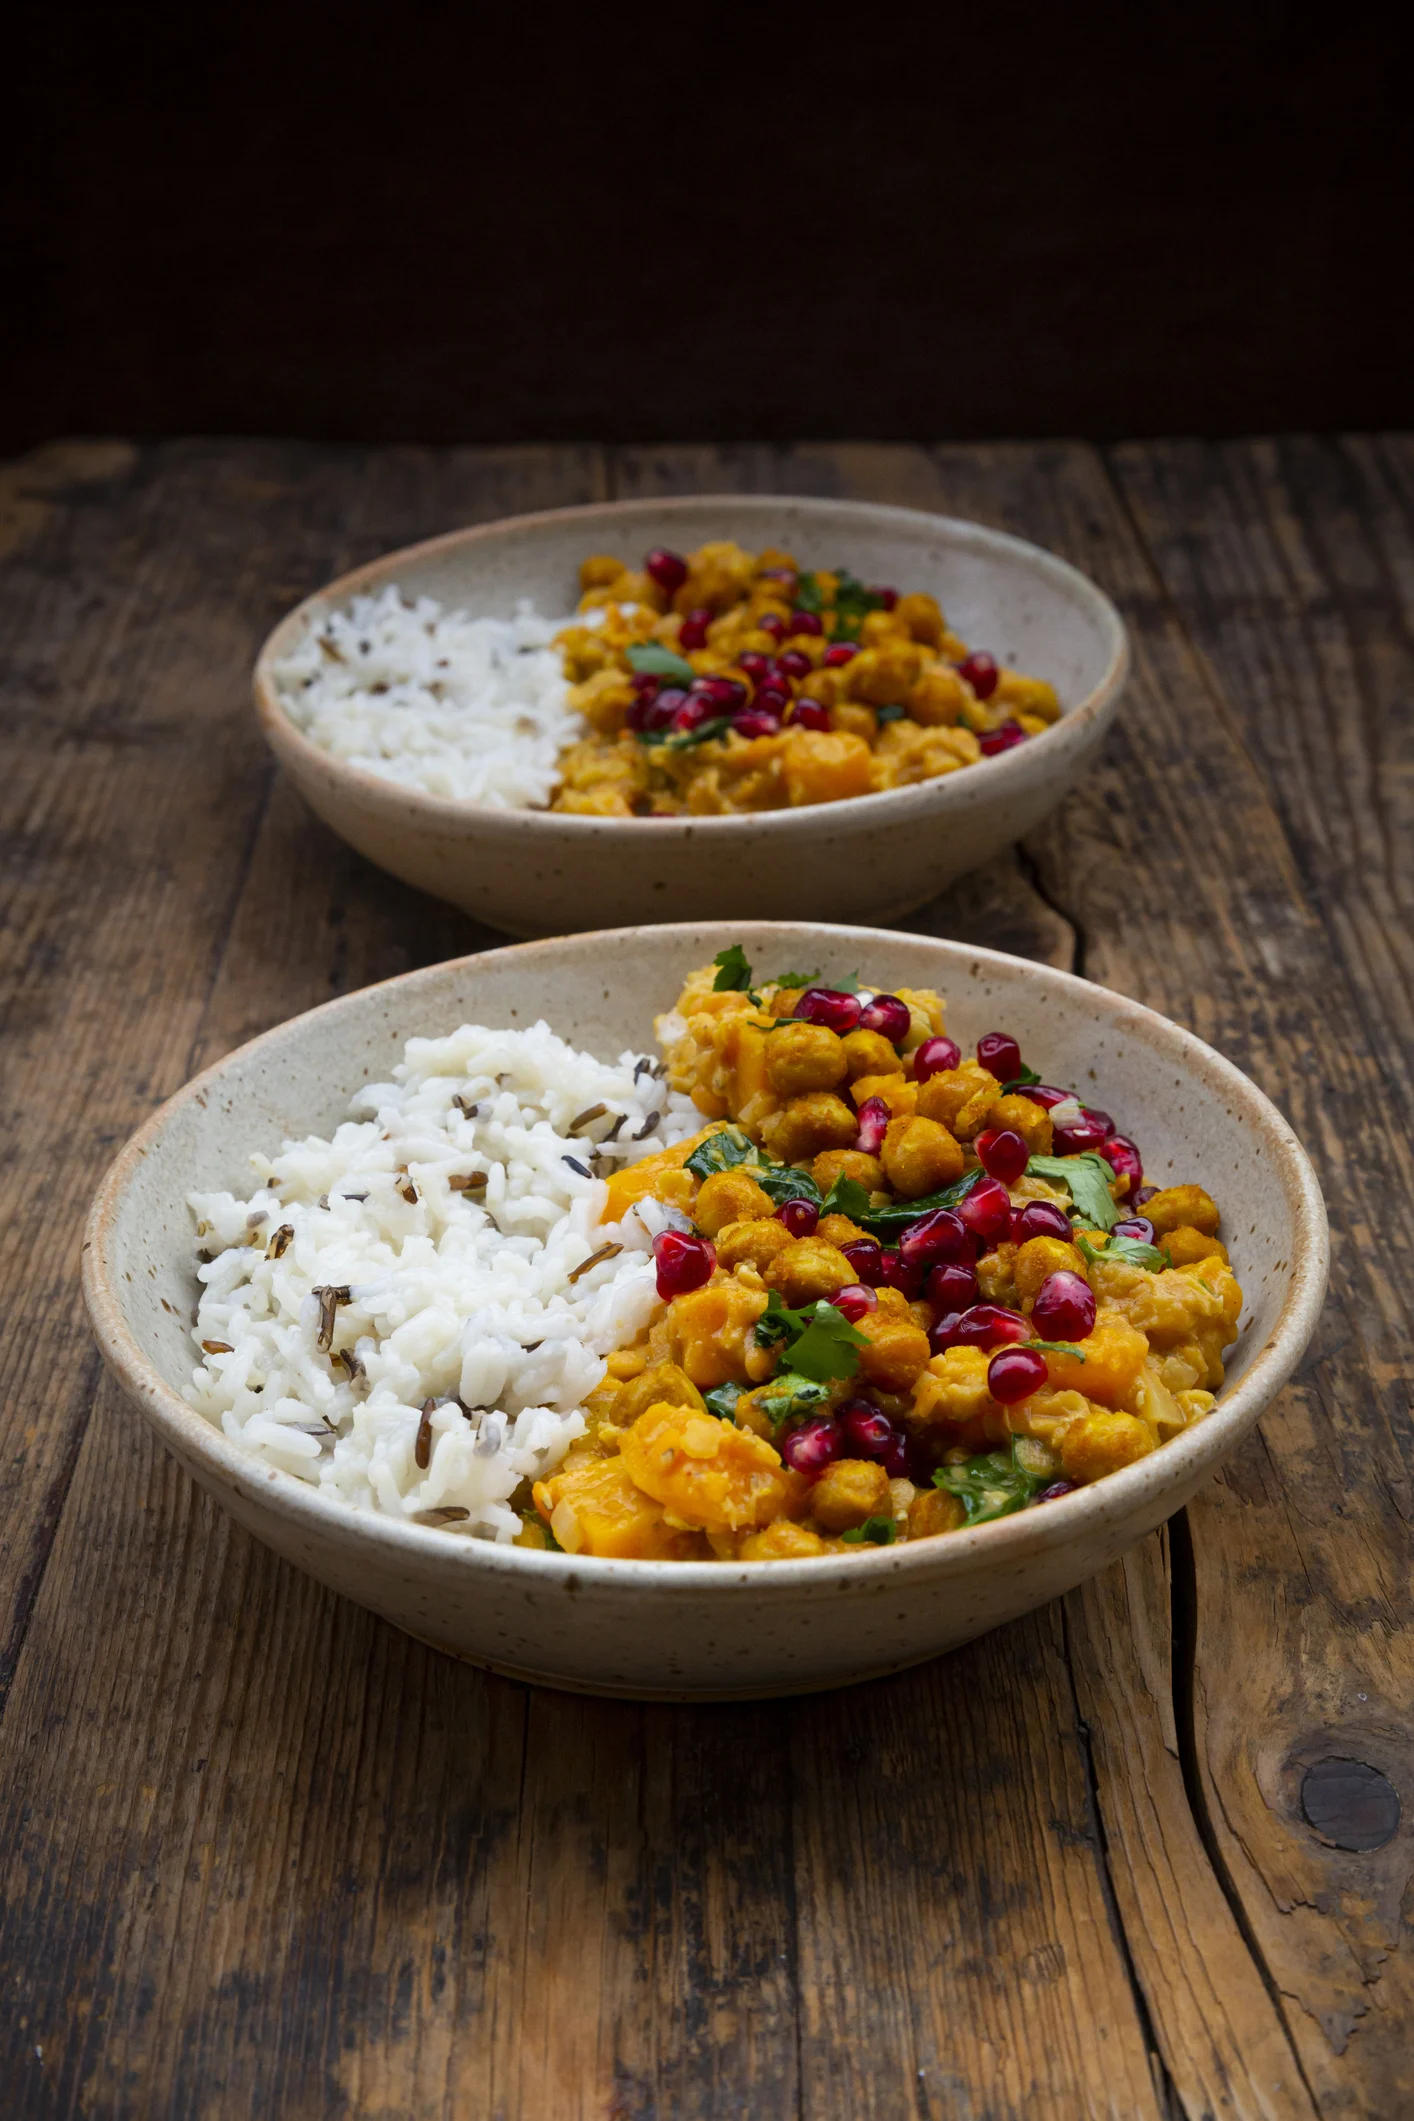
[83,922,1326,1700]
[254,497,1129,937]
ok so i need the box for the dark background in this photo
[4,4,1408,455]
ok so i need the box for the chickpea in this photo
[907,1486,965,1539]
[840,1028,899,1080]
[989,1092,1053,1157]
[894,592,947,648]
[716,1217,794,1272]
[1144,1185,1221,1237]
[760,1092,859,1162]
[1060,1411,1155,1484]
[831,701,878,742]
[1014,1236,1088,1306]
[811,1458,891,1532]
[765,1021,849,1097]
[855,1312,933,1392]
[817,1211,871,1247]
[1162,1225,1229,1267]
[739,1520,830,1560]
[913,1062,1000,1139]
[612,1362,707,1427]
[859,608,911,648]
[908,667,968,726]
[765,1237,855,1306]
[881,1115,965,1198]
[846,641,924,707]
[578,554,625,591]
[811,1148,886,1196]
[694,1167,774,1236]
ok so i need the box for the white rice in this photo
[186,1021,698,1541]
[273,585,584,806]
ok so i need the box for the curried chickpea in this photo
[811,1458,892,1532]
[716,1216,795,1272]
[765,1021,849,1097]
[1014,1236,1088,1306]
[840,1027,900,1080]
[1060,1410,1155,1484]
[739,1519,830,1559]
[854,1311,933,1392]
[760,1091,860,1162]
[1161,1225,1229,1267]
[612,1363,707,1427]
[578,553,626,591]
[907,1486,966,1539]
[812,1148,886,1196]
[765,1237,855,1306]
[894,592,947,648]
[1144,1185,1221,1237]
[913,1061,1000,1140]
[881,1115,966,1198]
[988,1092,1054,1156]
[817,1211,871,1247]
[908,667,968,726]
[694,1167,774,1237]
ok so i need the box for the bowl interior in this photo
[105,923,1312,1443]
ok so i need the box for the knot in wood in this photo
[1299,1756,1401,1852]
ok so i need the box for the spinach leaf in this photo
[754,1163,823,1207]
[1077,1231,1170,1273]
[841,1516,896,1545]
[785,1302,867,1383]
[685,1124,760,1181]
[755,1372,830,1429]
[625,642,696,685]
[1025,1151,1120,1232]
[934,1438,1050,1525]
[711,944,756,996]
[861,1166,984,1238]
[703,1381,742,1421]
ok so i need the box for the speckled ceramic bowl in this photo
[82,923,1326,1699]
[254,498,1129,936]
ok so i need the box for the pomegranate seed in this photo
[627,689,677,734]
[912,1035,961,1081]
[898,1207,969,1268]
[988,1344,1049,1403]
[839,1401,896,1461]
[738,651,771,681]
[840,1238,885,1285]
[929,1310,967,1354]
[874,587,899,610]
[1011,1200,1073,1246]
[959,651,999,699]
[858,993,911,1043]
[671,695,716,734]
[776,1198,819,1238]
[953,1303,1030,1349]
[977,1032,1022,1082]
[778,648,812,679]
[883,1433,911,1478]
[789,609,824,636]
[958,1176,1013,1249]
[1020,1084,1072,1110]
[1133,1184,1158,1208]
[630,670,663,697]
[678,609,712,651]
[855,1095,891,1156]
[645,547,688,594]
[1053,1116,1110,1155]
[1084,1107,1115,1133]
[652,1229,715,1300]
[823,642,858,667]
[758,613,787,641]
[979,721,1027,758]
[1112,1215,1156,1243]
[831,1283,878,1323]
[926,1260,979,1311]
[1036,1479,1077,1504]
[790,699,831,731]
[976,1127,1030,1185]
[781,1416,840,1478]
[755,683,791,715]
[877,1250,924,1300]
[792,987,863,1034]
[694,674,747,710]
[1101,1134,1143,1187]
[733,706,782,738]
[1031,1270,1096,1341]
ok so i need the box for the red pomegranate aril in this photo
[958,1176,1013,1248]
[1083,1107,1115,1134]
[831,1282,878,1323]
[855,1095,891,1155]
[627,690,674,734]
[926,1260,979,1311]
[781,1416,840,1478]
[1133,1184,1158,1208]
[775,1197,819,1238]
[988,1344,1049,1403]
[874,587,899,610]
[1032,1270,1096,1341]
[883,1433,911,1478]
[645,547,688,594]
[695,674,747,710]
[1036,1479,1077,1504]
[758,613,787,641]
[976,1127,1030,1185]
[792,986,862,1034]
[1012,1199,1074,1246]
[959,650,999,699]
[1053,1116,1110,1155]
[979,720,1027,758]
[976,1031,1022,1082]
[1101,1134,1143,1187]
[912,1034,961,1081]
[789,609,824,636]
[671,695,716,734]
[652,1229,715,1300]
[778,648,812,679]
[823,642,858,667]
[839,1402,896,1461]
[898,1207,969,1268]
[929,1310,966,1354]
[954,1303,1030,1350]
[755,682,791,713]
[733,706,782,739]
[790,699,831,731]
[1112,1215,1157,1243]
[738,651,771,681]
[678,608,712,651]
[877,1250,924,1300]
[858,993,911,1043]
[630,670,663,697]
[1020,1083,1072,1110]
[840,1238,885,1285]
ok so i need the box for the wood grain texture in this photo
[0,434,1406,2118]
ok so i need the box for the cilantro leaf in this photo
[771,969,820,989]
[754,1372,830,1430]
[785,1301,867,1383]
[1025,1151,1120,1231]
[753,1288,809,1349]
[711,946,757,999]
[1001,1065,1042,1091]
[684,1124,760,1181]
[934,1437,1051,1525]
[1077,1231,1170,1273]
[793,572,826,615]
[861,1166,984,1238]
[1027,1340,1087,1360]
[625,642,696,685]
[703,1382,742,1421]
[841,1516,896,1545]
[819,1173,872,1222]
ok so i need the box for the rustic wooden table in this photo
[0,438,1409,2119]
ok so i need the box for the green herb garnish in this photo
[1077,1231,1170,1273]
[1001,1065,1042,1091]
[710,947,757,1000]
[753,1162,824,1207]
[861,1166,984,1239]
[625,642,696,685]
[753,1288,808,1349]
[772,969,819,989]
[1025,1151,1120,1232]
[703,1381,743,1421]
[785,1302,868,1383]
[754,1372,831,1430]
[1026,1340,1087,1361]
[934,1437,1053,1525]
[820,1173,872,1223]
[841,1516,897,1545]
[796,568,890,642]
[874,703,907,723]
[684,1124,759,1181]
[639,714,733,752]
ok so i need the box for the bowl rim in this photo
[82,921,1329,1594]
[253,494,1131,839]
